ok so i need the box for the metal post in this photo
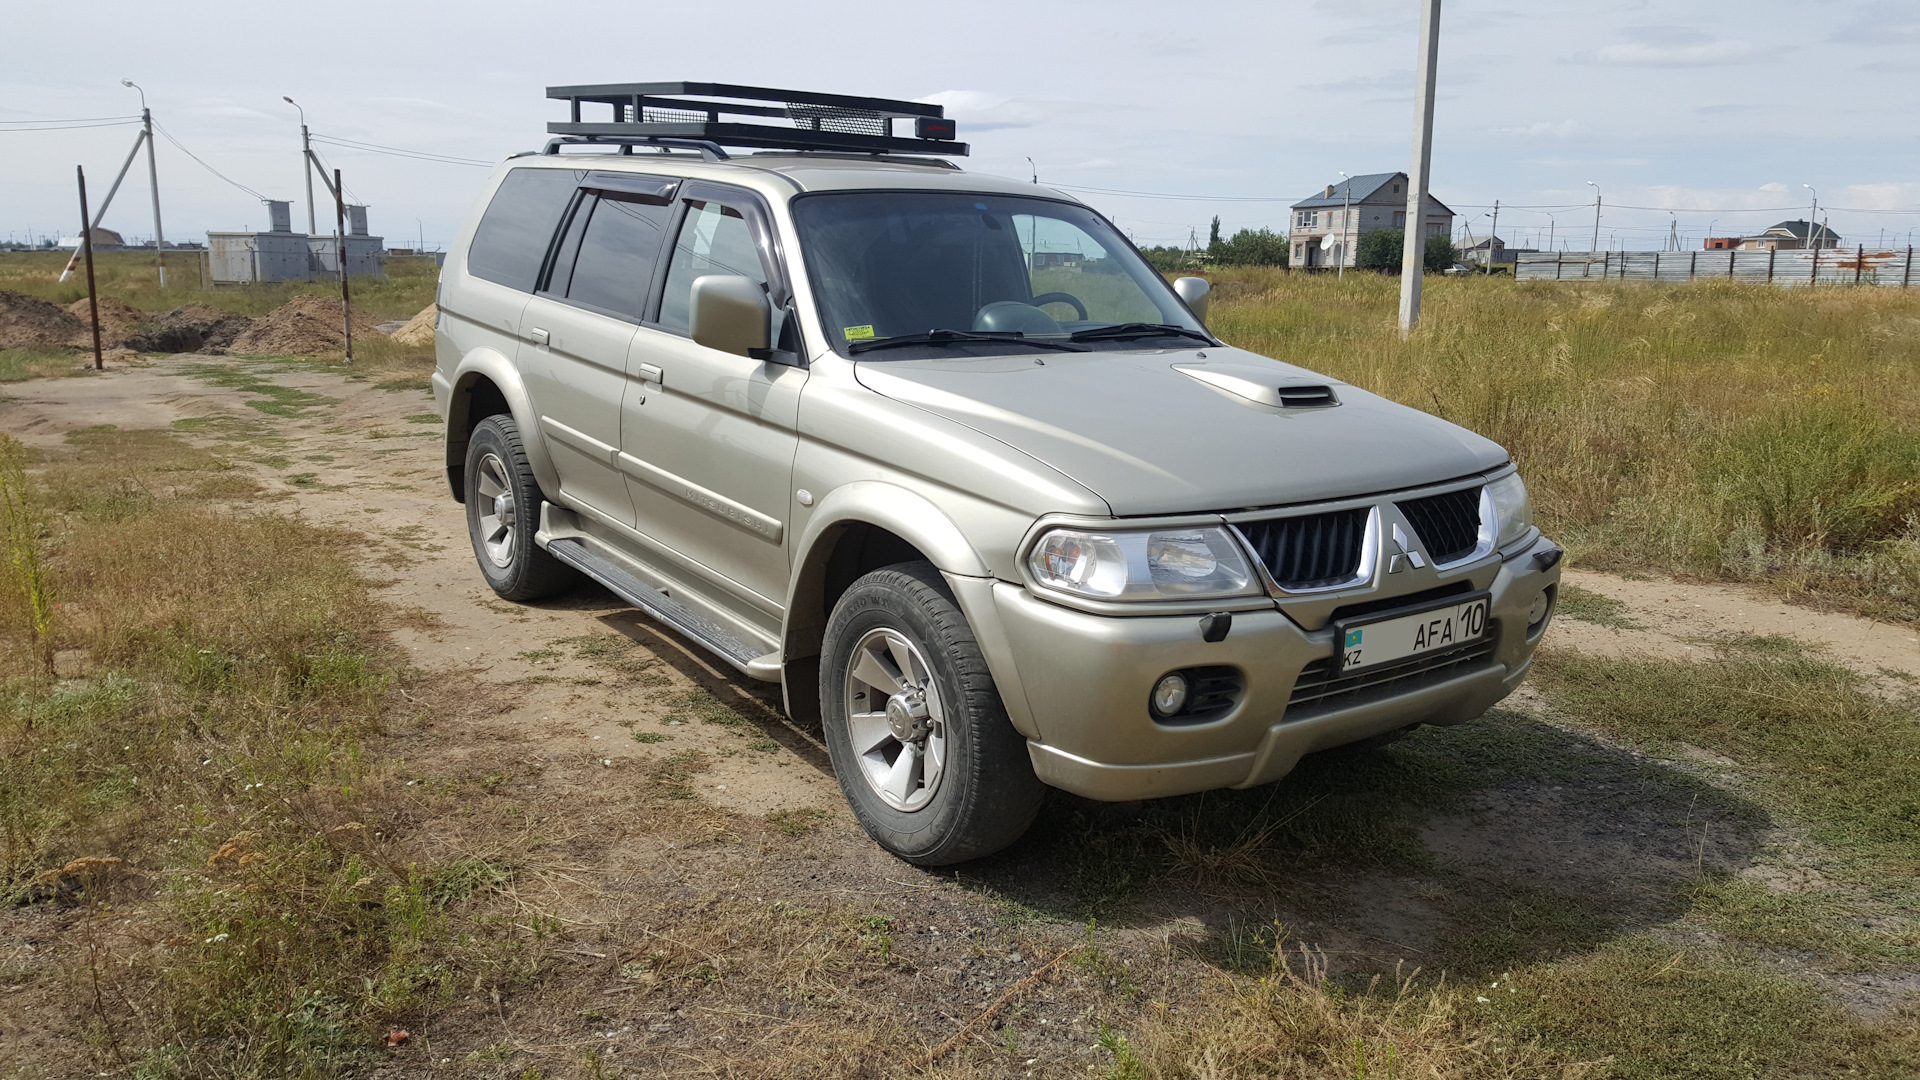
[1905,246,1913,288]
[334,169,353,365]
[1855,243,1864,285]
[1767,247,1775,283]
[1690,251,1697,280]
[76,166,103,370]
[1397,0,1442,335]
[1810,240,1819,286]
[141,107,166,288]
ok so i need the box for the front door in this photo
[620,182,806,621]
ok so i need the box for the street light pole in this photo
[122,79,166,287]
[1586,180,1601,253]
[285,96,316,235]
[1802,184,1818,249]
[1398,0,1442,335]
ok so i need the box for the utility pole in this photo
[285,96,316,234]
[1486,199,1499,274]
[56,122,152,282]
[1338,170,1351,279]
[1398,0,1442,335]
[123,80,166,287]
[1803,185,1817,250]
[1586,180,1601,252]
[334,169,354,365]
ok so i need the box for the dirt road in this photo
[4,353,1914,1074]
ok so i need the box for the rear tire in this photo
[821,561,1043,865]
[463,414,578,602]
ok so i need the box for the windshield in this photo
[790,191,1208,359]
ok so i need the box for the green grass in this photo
[1205,272,1920,624]
[1554,583,1644,629]
[0,249,437,321]
[0,348,94,382]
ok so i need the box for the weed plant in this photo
[0,250,438,321]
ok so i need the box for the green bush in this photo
[1352,229,1459,273]
[1209,228,1290,268]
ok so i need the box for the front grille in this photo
[1238,508,1368,590]
[1287,634,1497,716]
[1397,487,1482,564]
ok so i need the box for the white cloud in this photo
[1592,40,1755,66]
[1491,120,1580,139]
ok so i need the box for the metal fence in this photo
[1515,246,1919,287]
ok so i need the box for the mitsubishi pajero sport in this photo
[433,82,1562,865]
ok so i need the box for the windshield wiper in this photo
[1068,323,1215,344]
[847,329,1088,355]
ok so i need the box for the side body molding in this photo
[441,348,557,501]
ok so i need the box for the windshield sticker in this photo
[842,325,875,341]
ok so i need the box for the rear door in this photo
[620,181,807,620]
[518,173,678,528]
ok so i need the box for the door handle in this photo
[637,363,663,384]
[529,326,550,347]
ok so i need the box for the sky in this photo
[4,0,1918,253]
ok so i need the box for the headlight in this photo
[1486,471,1534,548]
[1028,526,1260,601]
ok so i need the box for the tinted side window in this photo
[466,169,580,292]
[565,194,672,319]
[658,200,769,333]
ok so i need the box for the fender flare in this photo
[779,482,1042,740]
[443,348,557,501]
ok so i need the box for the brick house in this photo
[1737,220,1841,251]
[1290,172,1453,269]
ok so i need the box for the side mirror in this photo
[689,274,770,357]
[1173,276,1210,325]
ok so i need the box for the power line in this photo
[151,119,271,202]
[0,117,142,132]
[310,132,492,168]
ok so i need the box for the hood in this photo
[853,346,1509,516]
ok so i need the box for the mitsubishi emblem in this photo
[1388,523,1427,574]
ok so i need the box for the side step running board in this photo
[546,538,780,681]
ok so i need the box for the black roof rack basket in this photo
[546,82,967,157]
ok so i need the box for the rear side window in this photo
[465,169,580,292]
[564,194,673,319]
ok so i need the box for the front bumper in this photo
[983,533,1561,801]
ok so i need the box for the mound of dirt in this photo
[63,297,150,348]
[0,290,85,350]
[123,305,255,355]
[390,303,436,346]
[227,295,383,356]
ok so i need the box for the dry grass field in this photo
[1207,270,1920,625]
[0,271,1916,1078]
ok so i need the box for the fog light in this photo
[1527,591,1550,625]
[1150,673,1190,717]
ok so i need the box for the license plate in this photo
[1338,595,1490,673]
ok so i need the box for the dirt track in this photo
[5,354,1915,1070]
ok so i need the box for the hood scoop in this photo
[1175,364,1341,409]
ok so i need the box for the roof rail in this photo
[546,81,967,157]
[542,136,730,161]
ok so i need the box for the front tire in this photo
[821,562,1044,865]
[464,415,577,602]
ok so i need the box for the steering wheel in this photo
[1027,292,1088,320]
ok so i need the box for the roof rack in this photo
[545,82,967,157]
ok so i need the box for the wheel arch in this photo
[780,483,996,730]
[444,349,552,502]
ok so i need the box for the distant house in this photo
[1459,235,1511,267]
[55,227,126,250]
[1703,237,1741,250]
[1737,220,1841,251]
[1030,251,1084,270]
[1290,172,1453,269]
